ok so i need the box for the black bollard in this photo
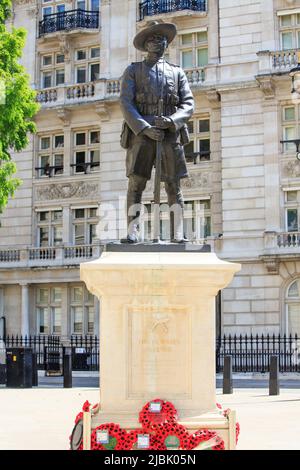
[32,352,38,387]
[63,350,72,388]
[269,355,279,396]
[223,355,233,394]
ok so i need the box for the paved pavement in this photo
[0,380,300,450]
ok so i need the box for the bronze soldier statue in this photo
[120,21,194,243]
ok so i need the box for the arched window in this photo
[286,280,300,335]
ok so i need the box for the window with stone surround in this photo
[36,286,62,335]
[36,133,64,177]
[184,116,210,162]
[285,190,300,232]
[282,105,299,153]
[142,199,211,241]
[40,52,65,89]
[70,285,95,335]
[179,30,208,74]
[285,280,300,335]
[72,207,99,245]
[36,209,63,247]
[42,0,65,18]
[74,46,100,84]
[279,12,300,50]
[72,129,100,174]
[76,0,100,11]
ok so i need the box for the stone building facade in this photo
[1,0,300,339]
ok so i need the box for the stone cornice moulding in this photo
[36,181,100,201]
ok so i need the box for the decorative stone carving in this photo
[284,160,300,178]
[206,89,220,106]
[36,181,99,201]
[14,0,36,4]
[261,256,279,274]
[57,108,71,125]
[181,172,211,189]
[256,76,275,99]
[95,103,110,121]
[59,35,71,63]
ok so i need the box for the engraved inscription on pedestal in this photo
[127,306,191,399]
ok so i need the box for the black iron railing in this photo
[139,0,207,20]
[216,333,300,373]
[39,9,99,37]
[70,335,99,371]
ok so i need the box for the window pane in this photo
[287,304,300,335]
[182,50,193,69]
[90,150,100,169]
[298,31,300,48]
[77,67,86,83]
[76,133,86,146]
[288,281,299,298]
[284,107,295,121]
[43,73,52,88]
[52,307,61,334]
[89,224,97,243]
[43,55,52,66]
[200,200,211,210]
[41,137,50,150]
[284,126,296,151]
[54,135,64,148]
[181,33,193,45]
[56,54,65,64]
[91,47,100,58]
[90,63,100,81]
[52,287,62,303]
[56,69,65,86]
[197,31,208,43]
[39,227,49,247]
[87,290,94,303]
[54,155,63,174]
[91,0,99,11]
[75,208,85,219]
[39,211,49,222]
[197,48,208,67]
[38,307,49,334]
[73,307,83,333]
[281,15,292,27]
[43,7,52,16]
[287,191,297,202]
[87,307,94,334]
[75,152,86,173]
[89,208,97,218]
[73,287,83,302]
[199,119,210,133]
[282,32,293,50]
[199,139,210,159]
[75,224,85,245]
[76,50,86,61]
[297,14,300,25]
[40,155,50,176]
[56,4,65,13]
[187,121,194,133]
[90,131,100,143]
[287,209,298,232]
[52,210,62,221]
[53,226,63,245]
[38,288,49,303]
[77,0,85,10]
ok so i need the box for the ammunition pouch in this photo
[180,124,190,146]
[120,121,132,149]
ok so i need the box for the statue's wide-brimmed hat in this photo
[133,21,177,52]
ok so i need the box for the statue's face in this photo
[144,34,167,55]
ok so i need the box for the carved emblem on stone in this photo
[284,160,300,178]
[36,181,99,201]
[180,172,210,189]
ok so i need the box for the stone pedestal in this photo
[80,245,241,449]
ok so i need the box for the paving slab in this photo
[0,387,299,450]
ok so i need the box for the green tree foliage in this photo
[0,0,39,213]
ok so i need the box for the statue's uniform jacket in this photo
[120,59,194,183]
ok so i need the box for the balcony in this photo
[39,9,99,37]
[139,0,207,21]
[36,79,121,107]
[257,49,299,75]
[0,244,101,269]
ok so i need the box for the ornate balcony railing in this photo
[0,244,101,268]
[277,232,300,248]
[257,49,300,75]
[39,9,99,37]
[139,0,207,20]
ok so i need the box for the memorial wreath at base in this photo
[70,399,240,451]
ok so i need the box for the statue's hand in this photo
[154,116,173,129]
[142,127,164,141]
